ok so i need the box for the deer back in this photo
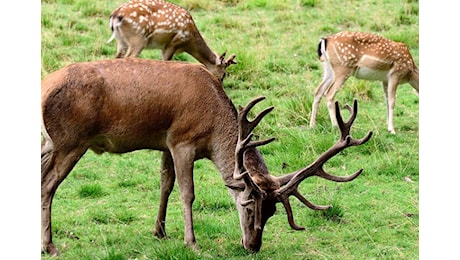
[322,31,418,82]
[41,58,237,157]
[109,0,196,50]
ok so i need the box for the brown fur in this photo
[41,58,273,255]
[41,58,370,256]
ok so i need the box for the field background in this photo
[41,0,419,259]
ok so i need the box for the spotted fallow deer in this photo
[106,0,236,81]
[41,57,372,256]
[309,31,419,134]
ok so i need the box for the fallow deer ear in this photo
[226,182,245,191]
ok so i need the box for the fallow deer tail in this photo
[317,38,328,61]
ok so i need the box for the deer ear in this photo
[226,182,245,191]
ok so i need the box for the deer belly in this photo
[354,55,391,81]
[89,133,168,154]
[146,30,178,49]
[353,66,388,81]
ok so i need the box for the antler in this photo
[276,99,372,230]
[233,96,275,230]
[219,52,237,68]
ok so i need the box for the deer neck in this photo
[186,32,218,69]
[210,123,240,188]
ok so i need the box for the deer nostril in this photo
[248,243,261,252]
[242,239,261,252]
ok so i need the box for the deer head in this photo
[107,0,236,81]
[228,97,372,251]
[41,58,371,255]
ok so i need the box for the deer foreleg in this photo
[161,47,176,61]
[170,144,197,249]
[410,70,419,97]
[162,35,184,60]
[153,151,176,239]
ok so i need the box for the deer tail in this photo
[106,15,123,44]
[317,38,328,61]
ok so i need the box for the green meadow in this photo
[41,0,419,259]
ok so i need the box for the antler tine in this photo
[276,99,372,231]
[233,97,275,201]
[225,54,237,66]
[219,51,237,66]
[336,99,357,140]
[238,96,274,139]
[335,99,373,145]
[279,189,332,230]
[233,133,275,181]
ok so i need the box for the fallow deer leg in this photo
[386,77,399,134]
[125,37,146,57]
[410,70,419,96]
[161,46,177,61]
[310,61,335,128]
[115,37,128,58]
[324,73,349,127]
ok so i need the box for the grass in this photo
[41,0,419,259]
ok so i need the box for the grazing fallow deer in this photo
[41,58,372,256]
[106,0,236,81]
[309,31,419,134]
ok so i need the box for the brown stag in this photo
[309,31,419,134]
[41,58,372,256]
[107,0,236,81]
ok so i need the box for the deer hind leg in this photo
[153,151,176,239]
[383,78,398,134]
[310,61,335,128]
[324,73,349,127]
[124,36,147,58]
[112,28,128,58]
[115,38,128,58]
[170,144,197,249]
[41,147,87,256]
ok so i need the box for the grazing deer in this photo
[41,57,372,256]
[106,0,236,81]
[309,31,419,134]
